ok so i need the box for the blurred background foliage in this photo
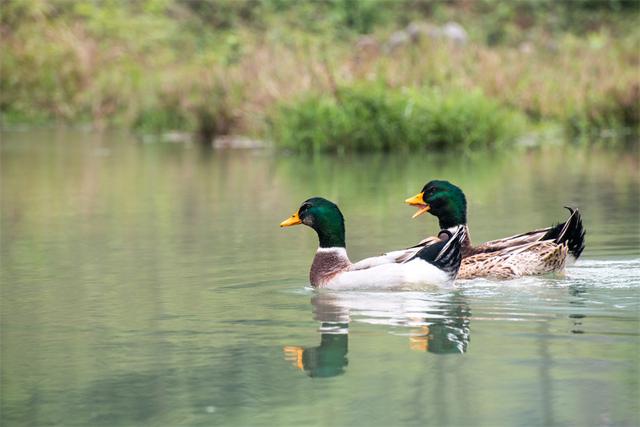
[1,0,638,150]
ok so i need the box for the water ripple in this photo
[300,259,640,340]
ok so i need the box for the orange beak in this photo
[283,346,305,370]
[405,192,431,218]
[280,212,302,227]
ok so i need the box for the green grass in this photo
[270,84,525,152]
[1,1,638,146]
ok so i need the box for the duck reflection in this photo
[409,300,471,354]
[283,324,349,378]
[284,291,471,377]
[568,284,588,334]
[284,294,350,378]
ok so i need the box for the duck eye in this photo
[300,203,311,212]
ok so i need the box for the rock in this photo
[161,131,192,143]
[213,136,266,149]
[442,22,468,45]
[385,21,468,53]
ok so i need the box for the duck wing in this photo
[470,227,553,254]
[408,226,466,279]
[350,236,441,271]
[471,207,585,261]
[458,240,569,279]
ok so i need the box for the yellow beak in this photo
[283,346,305,370]
[280,212,302,227]
[405,192,431,219]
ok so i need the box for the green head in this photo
[280,197,346,248]
[405,180,467,229]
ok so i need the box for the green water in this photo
[1,130,639,427]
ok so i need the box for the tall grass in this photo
[1,1,638,144]
[271,84,525,152]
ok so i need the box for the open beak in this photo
[280,212,302,227]
[405,192,430,219]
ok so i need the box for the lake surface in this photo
[1,130,639,427]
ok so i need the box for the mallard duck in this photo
[280,197,465,289]
[400,180,586,279]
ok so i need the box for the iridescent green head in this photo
[405,180,467,229]
[280,197,346,248]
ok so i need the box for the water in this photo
[1,130,638,427]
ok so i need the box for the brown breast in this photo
[310,250,351,287]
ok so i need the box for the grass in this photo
[1,1,638,148]
[270,84,525,152]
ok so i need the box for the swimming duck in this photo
[401,180,586,279]
[280,197,465,289]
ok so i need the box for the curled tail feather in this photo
[542,207,586,260]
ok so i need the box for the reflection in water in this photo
[284,325,349,378]
[284,292,472,377]
[409,301,471,354]
[568,284,588,334]
[284,294,350,378]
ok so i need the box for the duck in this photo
[400,180,586,279]
[280,197,466,289]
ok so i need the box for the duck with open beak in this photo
[401,180,587,279]
[405,192,430,219]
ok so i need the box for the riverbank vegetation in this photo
[1,1,638,150]
[271,85,525,152]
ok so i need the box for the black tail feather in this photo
[413,226,465,277]
[543,207,586,260]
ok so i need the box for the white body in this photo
[315,248,452,290]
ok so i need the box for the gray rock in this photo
[213,136,266,149]
[442,22,468,45]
